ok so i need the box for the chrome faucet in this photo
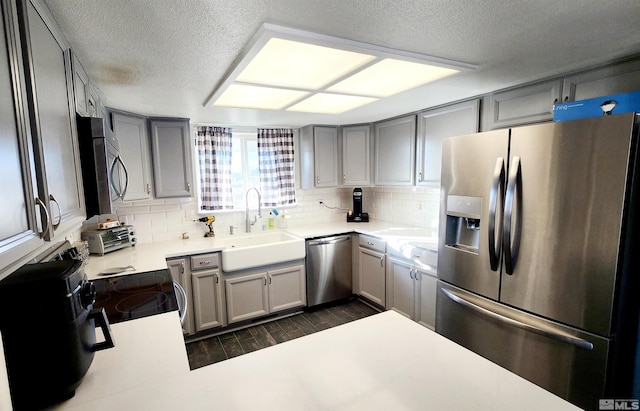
[245,187,262,233]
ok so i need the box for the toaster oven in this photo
[81,225,136,255]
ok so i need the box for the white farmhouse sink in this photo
[221,231,305,272]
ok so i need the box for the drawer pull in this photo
[199,260,211,265]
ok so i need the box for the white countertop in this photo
[84,220,437,280]
[52,311,578,411]
[48,311,189,410]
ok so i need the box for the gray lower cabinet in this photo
[416,268,437,330]
[386,258,438,330]
[374,115,416,186]
[149,118,193,198]
[562,58,640,102]
[112,112,152,201]
[358,235,386,306]
[225,262,305,324]
[24,0,85,238]
[166,257,195,335]
[267,264,306,312]
[191,253,226,332]
[386,257,417,319]
[483,79,563,130]
[416,100,479,185]
[386,249,438,330]
[225,273,269,323]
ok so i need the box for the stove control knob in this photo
[80,281,96,308]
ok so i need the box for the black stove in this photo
[93,269,178,324]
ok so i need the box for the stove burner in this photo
[93,269,178,324]
[94,292,112,306]
[113,272,170,293]
[115,292,169,314]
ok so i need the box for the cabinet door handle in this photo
[214,273,218,284]
[49,194,62,230]
[343,174,346,182]
[146,183,151,194]
[264,277,267,286]
[380,256,384,267]
[180,262,185,275]
[316,176,320,185]
[418,172,422,182]
[35,197,51,239]
[409,269,414,280]
[268,274,272,284]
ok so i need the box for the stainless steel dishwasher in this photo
[306,235,353,307]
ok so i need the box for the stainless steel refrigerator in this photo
[436,112,640,410]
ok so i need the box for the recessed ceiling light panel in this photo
[327,58,459,97]
[286,93,377,114]
[205,24,475,114]
[214,84,309,110]
[236,38,376,90]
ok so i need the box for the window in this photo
[195,128,296,211]
[230,133,260,209]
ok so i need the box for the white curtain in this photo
[195,126,233,210]
[257,128,296,206]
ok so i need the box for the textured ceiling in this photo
[43,0,640,127]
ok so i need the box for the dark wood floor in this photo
[186,298,379,370]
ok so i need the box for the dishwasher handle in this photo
[307,235,351,246]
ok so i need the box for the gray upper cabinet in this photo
[71,51,89,116]
[149,118,193,198]
[0,0,46,274]
[483,79,563,131]
[416,99,479,185]
[299,125,338,188]
[313,126,338,187]
[562,58,640,102]
[341,125,370,186]
[22,0,85,238]
[374,115,416,186]
[112,112,152,201]
[88,83,105,118]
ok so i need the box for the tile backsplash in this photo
[114,186,440,243]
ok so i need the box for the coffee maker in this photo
[347,187,369,222]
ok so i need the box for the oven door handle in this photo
[89,307,115,351]
[173,281,188,325]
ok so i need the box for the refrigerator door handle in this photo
[441,287,594,350]
[503,156,523,275]
[488,157,505,271]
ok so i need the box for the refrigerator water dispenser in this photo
[445,195,482,254]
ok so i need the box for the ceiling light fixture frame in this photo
[203,23,477,113]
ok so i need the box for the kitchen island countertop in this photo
[51,310,579,411]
